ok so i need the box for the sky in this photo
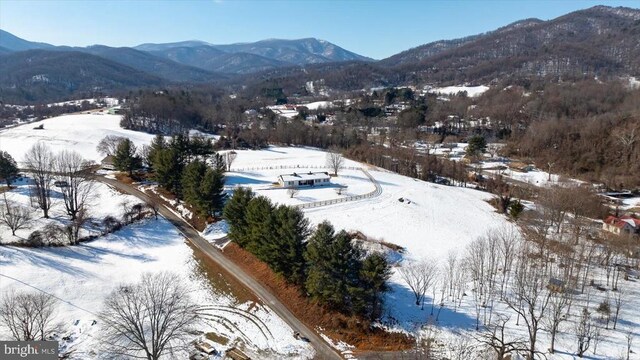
[0,0,638,59]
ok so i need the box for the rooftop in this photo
[279,171,330,182]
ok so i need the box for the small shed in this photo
[278,172,330,188]
[101,155,116,170]
[547,277,566,293]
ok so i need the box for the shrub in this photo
[27,231,44,247]
[102,216,123,234]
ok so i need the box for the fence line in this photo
[229,165,382,209]
[230,165,362,172]
[292,168,382,210]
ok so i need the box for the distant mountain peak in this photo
[134,40,213,52]
[0,29,55,51]
[584,5,640,20]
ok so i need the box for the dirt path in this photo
[93,175,342,360]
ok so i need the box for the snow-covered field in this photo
[0,113,155,164]
[301,101,332,110]
[0,178,139,244]
[428,85,490,98]
[0,219,313,359]
[226,168,374,206]
[2,114,638,359]
[0,115,313,359]
[226,146,640,360]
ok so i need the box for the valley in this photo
[0,3,639,360]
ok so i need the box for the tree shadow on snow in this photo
[225,174,273,186]
[0,247,90,277]
[382,281,475,333]
[104,219,179,249]
[0,219,178,277]
[614,318,640,331]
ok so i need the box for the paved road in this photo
[94,176,343,360]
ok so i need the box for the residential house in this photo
[278,172,330,188]
[603,215,640,236]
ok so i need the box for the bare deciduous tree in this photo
[54,150,94,220]
[497,225,519,299]
[444,333,477,360]
[475,315,527,360]
[224,151,237,172]
[398,259,439,309]
[64,208,88,245]
[96,134,126,157]
[24,142,54,218]
[466,234,500,330]
[0,290,57,341]
[613,288,625,330]
[575,307,596,357]
[0,194,33,236]
[100,272,199,360]
[625,331,634,360]
[544,289,572,353]
[287,186,299,198]
[326,151,344,176]
[505,243,551,360]
[145,200,160,220]
[615,126,637,163]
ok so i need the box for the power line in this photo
[0,273,100,317]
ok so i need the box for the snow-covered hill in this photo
[0,114,155,164]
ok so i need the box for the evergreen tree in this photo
[147,134,166,172]
[271,205,310,285]
[358,253,392,320]
[169,133,190,164]
[244,196,275,258]
[304,221,336,306]
[0,151,19,187]
[181,160,207,211]
[200,168,225,215]
[331,230,364,313]
[153,148,183,193]
[189,136,215,162]
[305,222,363,313]
[466,135,487,157]
[113,138,141,176]
[222,187,254,247]
[212,153,226,173]
[180,160,225,216]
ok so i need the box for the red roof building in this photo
[603,215,640,236]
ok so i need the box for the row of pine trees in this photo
[116,134,226,217]
[223,188,392,320]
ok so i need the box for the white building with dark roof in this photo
[278,172,331,188]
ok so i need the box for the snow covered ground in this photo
[226,168,374,207]
[0,113,156,164]
[301,101,332,110]
[2,113,637,359]
[226,146,640,359]
[0,218,314,359]
[0,116,313,359]
[428,85,490,98]
[0,178,139,245]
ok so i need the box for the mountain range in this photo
[1,5,639,103]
